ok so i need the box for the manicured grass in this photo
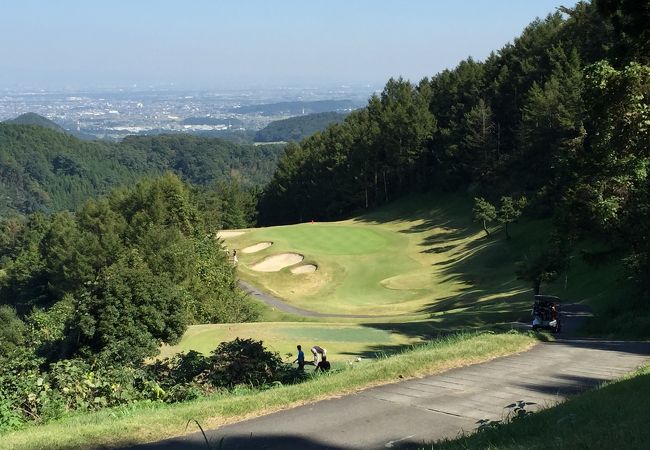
[265,224,392,255]
[3,332,535,450]
[236,222,421,314]
[224,193,632,331]
[225,194,544,318]
[157,322,421,361]
[428,362,650,450]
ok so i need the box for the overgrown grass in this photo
[428,362,650,450]
[3,332,534,450]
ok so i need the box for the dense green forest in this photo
[0,174,270,428]
[259,0,650,301]
[0,124,283,217]
[254,112,348,142]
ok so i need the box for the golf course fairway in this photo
[157,322,421,363]
[223,194,535,317]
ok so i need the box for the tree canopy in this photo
[0,173,257,364]
[257,1,650,303]
[0,125,283,218]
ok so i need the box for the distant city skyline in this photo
[1,0,577,90]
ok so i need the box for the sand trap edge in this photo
[242,242,273,254]
[217,230,247,239]
[250,253,304,272]
[290,264,318,274]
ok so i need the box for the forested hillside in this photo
[0,124,284,217]
[0,174,263,428]
[254,112,347,142]
[4,113,66,132]
[259,1,650,302]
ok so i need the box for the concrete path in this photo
[129,338,650,450]
[238,280,395,319]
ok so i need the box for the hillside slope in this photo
[4,112,66,132]
[0,124,284,217]
[254,112,347,142]
[224,193,625,328]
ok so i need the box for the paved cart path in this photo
[128,336,650,450]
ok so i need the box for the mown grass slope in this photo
[227,193,621,322]
[167,193,634,363]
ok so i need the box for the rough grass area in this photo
[3,332,535,450]
[428,362,650,450]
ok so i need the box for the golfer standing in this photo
[293,345,305,370]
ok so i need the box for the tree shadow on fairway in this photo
[349,226,543,357]
[343,300,532,360]
[414,223,471,247]
[353,192,472,228]
[338,342,425,359]
[418,216,557,317]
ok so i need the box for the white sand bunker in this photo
[290,264,317,274]
[251,253,303,272]
[242,242,273,254]
[217,230,246,239]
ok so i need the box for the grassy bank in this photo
[429,362,650,450]
[3,332,534,450]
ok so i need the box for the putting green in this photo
[231,222,424,313]
[260,225,391,255]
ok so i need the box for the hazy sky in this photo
[1,0,576,90]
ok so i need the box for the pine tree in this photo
[473,197,497,237]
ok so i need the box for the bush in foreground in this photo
[0,338,297,433]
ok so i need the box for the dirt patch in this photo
[242,242,273,253]
[291,264,317,274]
[251,253,303,272]
[217,230,246,239]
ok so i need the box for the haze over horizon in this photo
[1,0,577,91]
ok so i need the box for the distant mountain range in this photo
[254,111,347,142]
[3,112,98,141]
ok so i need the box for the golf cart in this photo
[531,295,561,333]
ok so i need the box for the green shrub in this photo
[206,338,289,388]
[0,348,48,429]
[0,338,296,433]
[0,397,25,432]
